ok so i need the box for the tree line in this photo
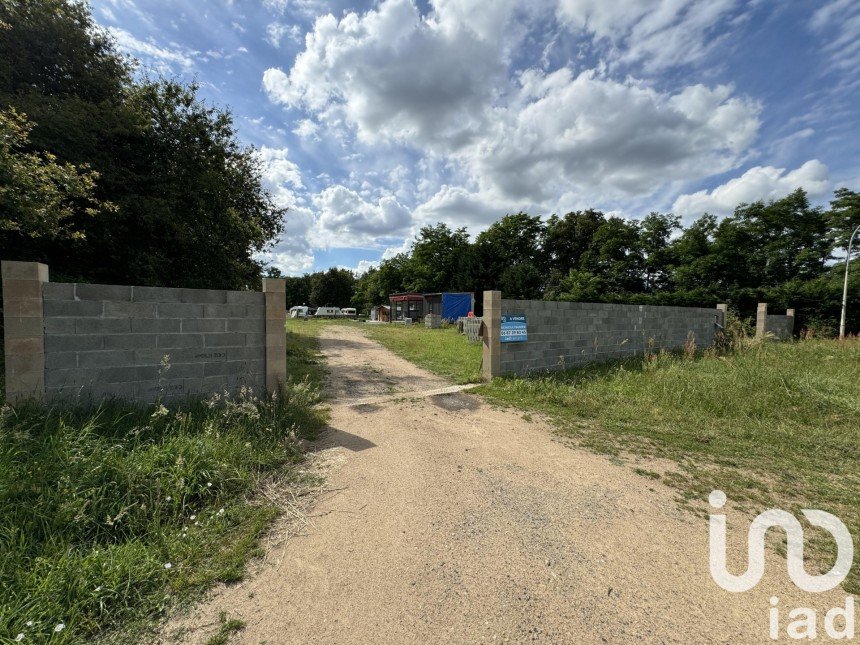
[284,188,860,333]
[0,0,283,290]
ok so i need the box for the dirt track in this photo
[165,324,850,644]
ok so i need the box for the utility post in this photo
[839,225,860,339]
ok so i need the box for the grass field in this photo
[342,321,859,593]
[0,358,326,642]
[363,322,483,384]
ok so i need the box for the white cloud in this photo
[671,160,831,220]
[463,69,760,204]
[555,0,741,72]
[354,259,379,275]
[108,27,197,71]
[292,119,319,139]
[313,185,412,246]
[809,0,860,70]
[266,22,302,47]
[258,146,304,195]
[262,0,508,149]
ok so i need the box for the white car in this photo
[315,306,342,318]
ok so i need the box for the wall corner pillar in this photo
[262,277,287,393]
[2,261,49,404]
[755,302,768,339]
[786,308,795,336]
[716,303,727,329]
[482,290,501,381]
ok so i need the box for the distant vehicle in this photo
[315,306,342,318]
[341,307,357,317]
[289,306,310,318]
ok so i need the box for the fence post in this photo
[482,290,501,381]
[2,261,48,404]
[786,308,795,336]
[262,277,287,393]
[756,302,768,339]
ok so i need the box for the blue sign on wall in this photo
[501,314,527,342]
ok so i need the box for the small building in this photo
[370,305,390,322]
[388,292,474,322]
[423,292,475,321]
[389,293,425,321]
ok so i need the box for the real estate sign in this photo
[500,314,527,343]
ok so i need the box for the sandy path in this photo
[164,324,851,644]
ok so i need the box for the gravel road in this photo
[164,324,850,644]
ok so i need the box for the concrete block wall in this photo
[756,303,795,340]
[2,261,287,405]
[482,291,721,378]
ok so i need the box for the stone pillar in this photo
[786,308,795,336]
[262,278,287,393]
[716,303,727,329]
[2,261,48,404]
[756,302,768,339]
[482,290,501,381]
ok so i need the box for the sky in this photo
[90,0,860,276]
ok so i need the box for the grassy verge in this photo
[477,338,860,593]
[285,318,328,389]
[363,323,483,384]
[0,374,325,642]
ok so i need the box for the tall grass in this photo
[0,381,324,643]
[480,338,860,593]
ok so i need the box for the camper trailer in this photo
[289,306,310,319]
[314,306,342,318]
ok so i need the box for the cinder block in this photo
[132,286,183,303]
[44,351,78,370]
[226,291,264,305]
[42,282,75,300]
[227,318,265,333]
[2,260,48,281]
[45,368,89,389]
[204,332,245,348]
[246,333,266,347]
[228,346,265,361]
[97,365,146,383]
[6,353,47,376]
[103,301,157,318]
[202,303,247,318]
[157,303,204,318]
[265,292,286,310]
[4,316,44,338]
[202,375,229,392]
[44,317,76,334]
[203,360,252,377]
[45,335,103,352]
[159,363,204,379]
[132,318,181,333]
[157,333,204,349]
[104,334,157,349]
[181,319,225,333]
[43,299,103,317]
[89,382,137,400]
[179,288,227,304]
[3,279,45,300]
[76,283,132,301]
[6,336,44,356]
[77,350,135,367]
[262,277,286,293]
[5,297,43,317]
[76,318,131,334]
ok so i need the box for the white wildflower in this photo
[189,515,196,521]
[207,482,212,488]
[15,634,24,642]
[94,586,102,592]
[164,563,172,569]
[218,508,225,516]
[25,622,32,627]
[54,624,65,633]
[166,496,172,502]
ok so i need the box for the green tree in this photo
[0,108,108,240]
[473,212,545,297]
[405,223,470,293]
[828,188,860,251]
[639,212,680,292]
[310,268,355,307]
[0,0,286,289]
